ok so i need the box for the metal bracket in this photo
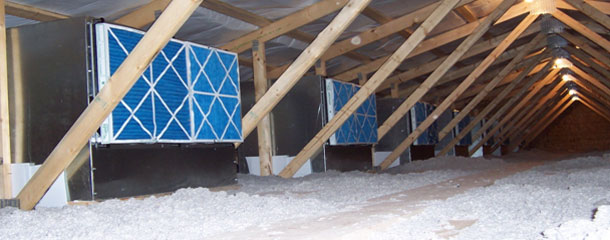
[0,199,20,209]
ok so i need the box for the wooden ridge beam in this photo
[239,0,371,146]
[437,33,545,142]
[4,1,68,21]
[436,55,548,156]
[220,0,350,53]
[1,0,12,198]
[376,0,519,169]
[468,67,561,156]
[553,9,610,53]
[278,0,462,178]
[332,1,531,82]
[379,13,537,169]
[252,40,273,176]
[16,0,203,210]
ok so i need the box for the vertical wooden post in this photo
[315,60,327,77]
[357,72,367,85]
[240,0,371,142]
[252,40,274,176]
[468,65,559,156]
[379,13,536,169]
[436,55,548,156]
[390,83,399,98]
[0,0,12,198]
[16,0,203,210]
[278,0,463,178]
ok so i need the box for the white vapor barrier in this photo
[11,163,68,208]
[245,156,312,178]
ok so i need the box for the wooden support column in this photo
[0,0,12,198]
[437,33,545,142]
[375,0,518,149]
[390,83,399,98]
[15,0,203,210]
[436,55,548,156]
[252,40,273,176]
[357,72,367,85]
[553,10,610,53]
[379,13,536,169]
[315,60,327,77]
[468,65,560,156]
[240,0,371,144]
[278,0,463,178]
[522,97,575,148]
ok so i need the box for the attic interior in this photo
[1,0,610,238]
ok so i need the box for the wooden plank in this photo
[315,60,327,77]
[0,0,11,198]
[570,63,610,97]
[557,0,610,14]
[378,25,541,93]
[378,13,536,169]
[522,96,574,148]
[438,33,545,141]
[566,46,610,80]
[220,0,350,53]
[436,56,548,156]
[553,9,610,53]
[240,0,371,145]
[375,0,519,146]
[278,0,463,178]
[562,0,610,30]
[579,95,610,122]
[361,6,413,38]
[332,1,531,82]
[560,31,610,69]
[114,0,171,29]
[15,0,203,210]
[200,0,370,64]
[252,40,273,176]
[468,68,561,156]
[4,1,68,21]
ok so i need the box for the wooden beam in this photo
[4,1,68,21]
[469,68,561,156]
[579,94,610,122]
[200,0,370,64]
[114,0,171,29]
[379,13,536,169]
[252,40,273,176]
[239,0,371,146]
[0,0,11,198]
[375,0,519,151]
[566,46,610,80]
[15,0,203,210]
[332,1,531,82]
[522,97,575,148]
[562,0,610,30]
[315,60,327,77]
[560,31,610,69]
[378,25,541,93]
[436,55,548,156]
[557,0,610,14]
[220,0,350,53]
[570,63,610,97]
[278,0,462,178]
[361,6,413,38]
[438,33,545,141]
[553,9,610,53]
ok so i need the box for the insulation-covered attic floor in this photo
[2,151,610,239]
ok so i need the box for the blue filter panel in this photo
[412,102,439,145]
[457,114,473,145]
[325,79,378,145]
[95,23,242,144]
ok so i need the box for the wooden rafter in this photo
[436,55,549,156]
[379,12,536,169]
[114,0,170,29]
[469,68,561,156]
[279,0,463,178]
[562,0,610,30]
[16,0,203,210]
[560,31,610,69]
[4,1,68,21]
[553,9,610,53]
[239,0,371,146]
